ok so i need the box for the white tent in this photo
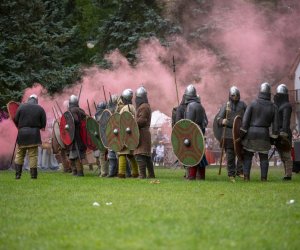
[151,110,171,128]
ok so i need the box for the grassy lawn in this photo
[0,166,299,250]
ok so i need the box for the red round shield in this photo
[80,117,97,151]
[59,111,75,146]
[7,101,20,126]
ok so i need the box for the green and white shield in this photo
[120,111,139,150]
[105,113,123,152]
[171,119,205,167]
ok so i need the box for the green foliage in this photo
[0,0,82,108]
[0,167,300,249]
[94,0,179,64]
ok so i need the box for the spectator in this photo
[155,141,165,166]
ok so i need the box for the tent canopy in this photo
[151,110,171,128]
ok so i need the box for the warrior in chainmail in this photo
[134,86,155,178]
[115,89,139,178]
[273,84,293,181]
[216,86,247,181]
[14,94,47,179]
[184,84,209,180]
[68,95,87,176]
[240,82,279,181]
[94,101,109,177]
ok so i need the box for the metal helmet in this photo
[97,101,106,109]
[229,86,240,101]
[28,94,38,103]
[121,88,133,101]
[184,84,196,97]
[136,86,147,98]
[69,95,79,105]
[276,84,288,94]
[260,82,271,94]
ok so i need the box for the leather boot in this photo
[198,167,206,180]
[76,159,84,177]
[283,160,293,180]
[146,161,155,178]
[30,168,38,179]
[138,163,147,179]
[15,164,23,180]
[244,174,250,181]
[70,160,77,176]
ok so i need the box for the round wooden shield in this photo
[171,119,205,167]
[233,115,244,161]
[105,113,123,152]
[59,111,75,146]
[86,116,105,151]
[80,117,97,151]
[7,101,20,125]
[213,114,222,142]
[53,120,65,149]
[51,128,60,154]
[120,111,140,150]
[99,109,112,148]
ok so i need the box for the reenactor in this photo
[134,86,155,178]
[240,82,279,181]
[115,89,139,178]
[215,86,247,182]
[14,94,47,179]
[273,84,293,180]
[94,101,109,177]
[68,95,87,176]
[183,85,208,180]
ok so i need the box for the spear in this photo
[55,101,63,116]
[87,99,92,116]
[78,84,83,102]
[102,85,108,103]
[172,56,180,106]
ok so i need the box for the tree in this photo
[0,0,82,108]
[93,0,179,65]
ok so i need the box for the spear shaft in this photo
[172,56,180,106]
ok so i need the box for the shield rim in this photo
[232,115,244,161]
[99,109,112,148]
[6,101,20,123]
[213,114,222,142]
[53,120,65,149]
[171,119,205,167]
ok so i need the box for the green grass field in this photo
[0,166,299,250]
